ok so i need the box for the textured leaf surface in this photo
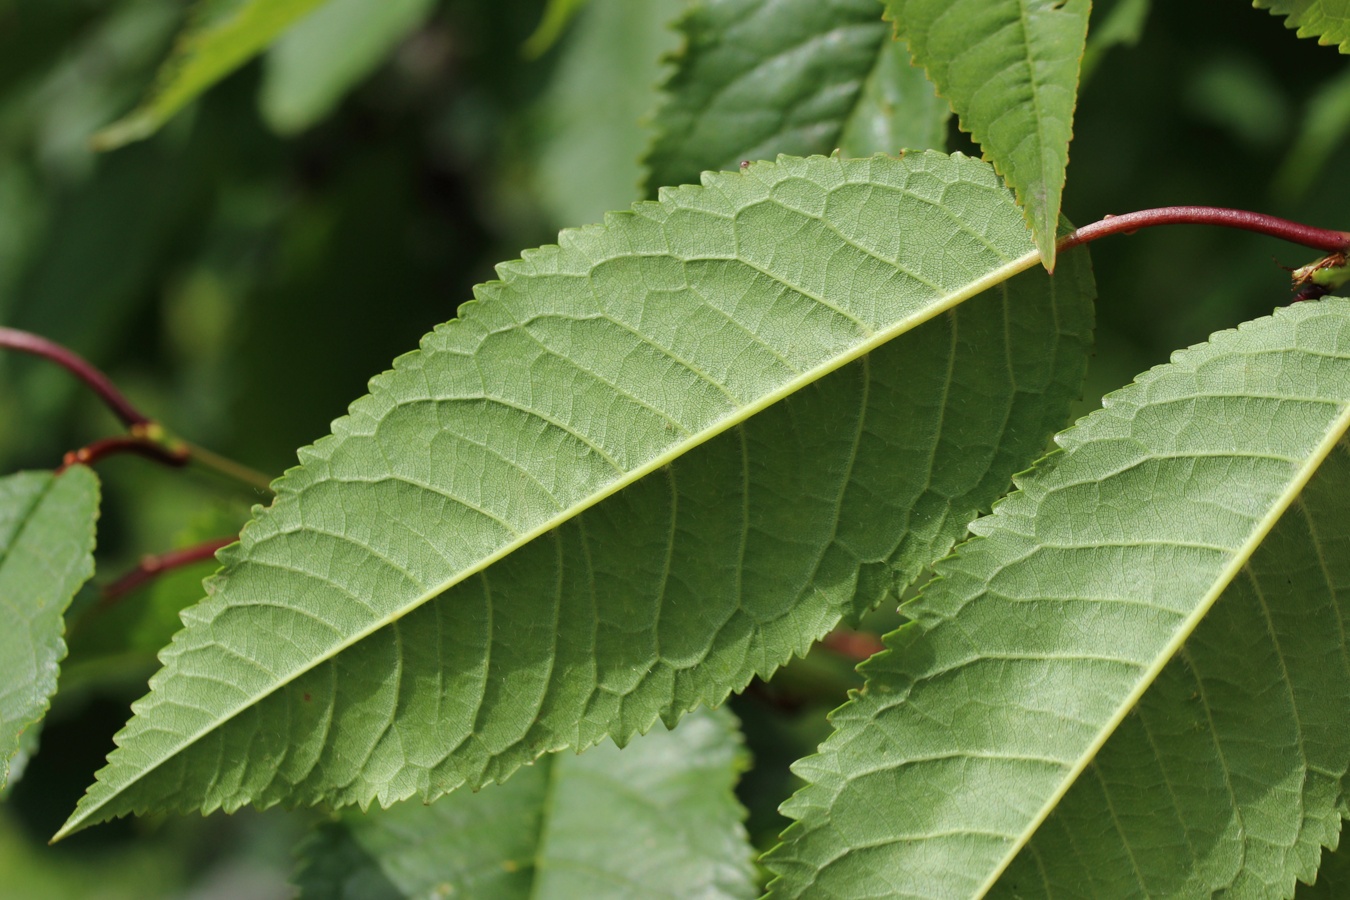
[1256,0,1350,52]
[0,466,99,787]
[765,299,1350,898]
[95,0,330,149]
[260,0,437,134]
[295,707,755,899]
[59,152,1094,838]
[644,0,949,193]
[885,0,1090,269]
[996,411,1350,897]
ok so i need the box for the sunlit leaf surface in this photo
[59,152,1094,838]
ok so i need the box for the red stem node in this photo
[57,427,189,474]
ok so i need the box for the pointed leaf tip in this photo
[886,0,1089,275]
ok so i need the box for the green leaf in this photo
[57,152,1094,839]
[531,0,685,228]
[1081,0,1151,81]
[0,466,99,787]
[294,707,755,899]
[94,0,332,150]
[259,0,437,134]
[995,414,1350,895]
[884,0,1090,270]
[1274,65,1350,199]
[643,0,949,193]
[522,0,593,58]
[1255,0,1350,52]
[764,299,1350,897]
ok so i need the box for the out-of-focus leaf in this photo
[522,0,593,58]
[1255,0,1350,52]
[532,0,683,227]
[259,0,438,134]
[885,0,1090,270]
[1082,0,1151,80]
[1185,54,1289,150]
[644,0,948,193]
[0,466,99,787]
[94,0,332,150]
[1275,66,1350,199]
[294,707,755,899]
[764,299,1350,897]
[56,152,1093,838]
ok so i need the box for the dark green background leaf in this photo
[295,707,755,899]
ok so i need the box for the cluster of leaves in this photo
[6,0,1350,897]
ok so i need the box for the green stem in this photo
[183,441,273,494]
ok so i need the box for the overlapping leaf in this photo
[644,0,949,193]
[95,0,331,149]
[885,0,1090,269]
[0,466,99,786]
[260,0,437,134]
[765,299,1350,897]
[1256,1,1350,52]
[295,707,755,899]
[997,414,1350,896]
[58,152,1094,839]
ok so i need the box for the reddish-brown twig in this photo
[1059,207,1350,254]
[101,535,235,602]
[57,427,190,474]
[0,326,149,427]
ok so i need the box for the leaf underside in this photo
[1255,0,1350,52]
[59,152,1094,839]
[643,0,949,193]
[94,0,330,150]
[765,299,1350,898]
[294,707,756,900]
[885,0,1090,269]
[0,466,99,787]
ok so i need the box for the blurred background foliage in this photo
[0,0,1347,895]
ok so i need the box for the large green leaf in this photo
[884,0,1090,270]
[294,707,755,899]
[643,0,949,193]
[996,420,1350,895]
[94,0,331,150]
[57,152,1094,839]
[259,0,437,134]
[1255,1,1350,52]
[0,466,99,787]
[764,299,1350,897]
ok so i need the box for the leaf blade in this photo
[294,707,756,899]
[94,0,331,150]
[995,428,1350,895]
[643,0,949,193]
[0,466,99,787]
[885,0,1090,269]
[764,299,1350,897]
[58,152,1093,839]
[259,0,437,134]
[1255,0,1350,53]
